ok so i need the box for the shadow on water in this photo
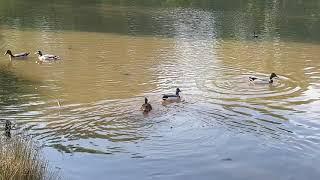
[0,0,320,43]
[0,65,36,107]
[0,65,41,136]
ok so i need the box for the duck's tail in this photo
[249,77,257,81]
[162,95,168,100]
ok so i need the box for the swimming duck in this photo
[4,120,12,137]
[4,120,11,133]
[249,73,278,84]
[162,88,181,101]
[141,97,152,113]
[35,51,60,61]
[4,50,29,60]
[253,32,259,38]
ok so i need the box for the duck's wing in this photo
[14,52,30,57]
[141,103,147,110]
[162,94,179,100]
[43,54,57,58]
[162,94,176,98]
[141,103,152,112]
[43,54,60,60]
[249,77,258,81]
[251,79,271,84]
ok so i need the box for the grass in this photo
[0,135,58,180]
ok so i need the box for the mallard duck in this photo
[4,50,29,60]
[35,51,60,61]
[249,73,278,84]
[4,120,11,133]
[4,120,12,137]
[162,88,181,101]
[141,97,152,113]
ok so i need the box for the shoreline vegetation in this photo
[0,56,59,180]
[0,131,58,180]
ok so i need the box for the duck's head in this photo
[4,50,13,56]
[270,73,278,79]
[176,88,181,95]
[35,51,42,56]
[144,97,148,104]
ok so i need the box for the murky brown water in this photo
[1,1,320,180]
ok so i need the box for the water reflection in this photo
[1,0,320,42]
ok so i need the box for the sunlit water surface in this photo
[0,1,320,180]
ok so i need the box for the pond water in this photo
[0,0,320,179]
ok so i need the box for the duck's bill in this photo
[34,52,38,55]
[4,52,7,55]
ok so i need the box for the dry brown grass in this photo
[0,135,58,180]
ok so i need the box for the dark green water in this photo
[1,0,320,41]
[1,0,320,179]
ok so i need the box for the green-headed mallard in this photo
[4,50,29,60]
[162,88,181,101]
[249,73,278,84]
[35,50,60,61]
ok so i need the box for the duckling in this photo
[162,88,181,101]
[4,50,29,60]
[249,73,278,84]
[141,97,152,113]
[35,51,60,61]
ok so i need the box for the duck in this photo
[162,88,181,101]
[35,50,60,61]
[253,32,259,38]
[4,120,11,132]
[4,120,12,137]
[4,50,29,60]
[249,73,278,84]
[141,97,152,113]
